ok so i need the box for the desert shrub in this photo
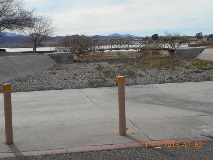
[139,57,183,69]
[117,66,137,77]
[151,50,160,55]
[102,69,116,78]
[48,71,56,74]
[116,52,122,56]
[122,69,137,77]
[192,59,213,70]
[116,52,128,60]
[96,64,104,72]
[87,79,103,87]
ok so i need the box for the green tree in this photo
[151,34,159,40]
[196,32,203,40]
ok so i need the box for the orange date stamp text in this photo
[140,141,203,148]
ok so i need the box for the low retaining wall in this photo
[171,47,207,59]
[47,52,75,63]
[188,43,212,47]
[0,54,56,84]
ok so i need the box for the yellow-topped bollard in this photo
[3,83,13,145]
[117,76,126,136]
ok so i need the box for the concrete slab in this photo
[0,82,212,153]
[0,55,56,83]
[173,47,206,59]
[197,47,213,60]
[46,52,75,63]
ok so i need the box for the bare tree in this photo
[208,34,213,41]
[208,34,213,46]
[164,31,181,41]
[22,15,56,52]
[0,0,35,35]
[58,34,92,56]
[163,31,189,48]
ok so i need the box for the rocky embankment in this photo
[1,56,213,92]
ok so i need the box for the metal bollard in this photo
[117,76,126,136]
[3,83,13,145]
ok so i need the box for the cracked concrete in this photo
[0,81,213,153]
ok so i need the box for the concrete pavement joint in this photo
[78,88,153,141]
[78,89,118,115]
[136,114,209,121]
[200,135,213,140]
[128,119,152,141]
[52,114,69,147]
[149,100,213,115]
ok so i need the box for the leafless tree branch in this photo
[22,15,56,52]
[0,0,35,34]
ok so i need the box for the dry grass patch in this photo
[192,59,213,70]
[139,57,183,69]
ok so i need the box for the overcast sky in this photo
[24,0,213,37]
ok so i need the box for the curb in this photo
[0,137,212,158]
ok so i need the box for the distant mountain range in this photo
[1,32,21,37]
[0,32,139,47]
[108,33,137,38]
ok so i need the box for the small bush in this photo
[151,50,160,55]
[102,69,116,78]
[192,59,213,70]
[116,52,122,56]
[117,66,137,77]
[96,64,103,71]
[49,71,56,74]
[139,57,183,69]
[87,79,104,87]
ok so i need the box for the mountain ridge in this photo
[0,32,139,47]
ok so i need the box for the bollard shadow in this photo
[124,134,176,158]
[124,134,141,143]
[8,143,24,158]
[200,134,213,140]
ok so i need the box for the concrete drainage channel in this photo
[46,52,77,63]
[0,52,79,84]
[171,47,207,59]
[0,54,56,84]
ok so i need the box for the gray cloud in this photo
[25,0,213,36]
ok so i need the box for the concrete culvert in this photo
[47,52,77,63]
[0,49,6,52]
[0,54,56,84]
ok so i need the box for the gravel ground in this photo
[1,141,213,160]
[1,55,213,92]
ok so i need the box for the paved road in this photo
[1,141,212,160]
[0,81,213,158]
